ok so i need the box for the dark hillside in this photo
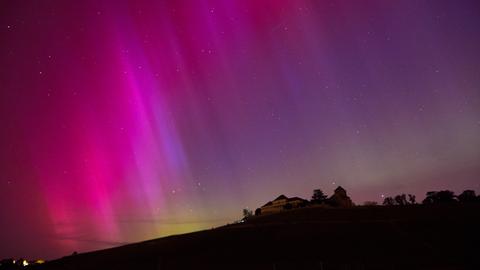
[34,205,480,270]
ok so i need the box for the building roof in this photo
[288,197,308,202]
[274,195,288,201]
[261,195,308,208]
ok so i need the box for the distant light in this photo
[22,260,29,266]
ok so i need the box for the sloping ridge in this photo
[36,205,480,270]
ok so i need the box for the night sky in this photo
[1,0,480,259]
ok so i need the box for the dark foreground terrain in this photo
[34,205,480,270]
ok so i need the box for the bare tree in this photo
[383,197,395,206]
[394,194,408,206]
[242,208,253,219]
[408,194,416,204]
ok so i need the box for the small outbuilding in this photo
[328,186,354,207]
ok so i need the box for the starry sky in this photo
[1,0,480,260]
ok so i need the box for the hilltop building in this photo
[328,186,354,207]
[259,195,308,215]
[255,187,354,216]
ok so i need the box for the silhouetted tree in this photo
[311,189,328,204]
[242,208,253,218]
[422,190,457,204]
[437,190,456,203]
[458,190,477,203]
[383,194,416,206]
[422,191,436,204]
[254,208,261,216]
[394,194,408,206]
[408,194,416,204]
[383,197,395,206]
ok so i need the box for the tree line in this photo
[382,189,479,206]
[242,188,480,219]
